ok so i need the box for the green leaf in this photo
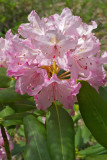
[12,143,25,156]
[79,144,107,158]
[99,86,107,100]
[2,119,22,126]
[9,100,36,113]
[75,126,83,149]
[0,87,30,104]
[81,124,91,144]
[4,112,30,121]
[0,68,11,88]
[46,104,75,160]
[77,81,107,148]
[86,154,107,160]
[0,106,15,118]
[23,115,51,160]
[73,114,81,123]
[33,109,46,116]
[2,113,31,126]
[17,125,25,137]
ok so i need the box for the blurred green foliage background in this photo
[0,0,107,51]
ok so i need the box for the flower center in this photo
[41,61,71,80]
[50,36,59,44]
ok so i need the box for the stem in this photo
[0,125,12,160]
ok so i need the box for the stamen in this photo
[48,66,53,74]
[59,74,71,79]
[58,71,70,78]
[56,67,60,73]
[41,63,68,79]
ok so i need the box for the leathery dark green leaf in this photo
[9,100,36,113]
[99,86,107,100]
[23,115,51,160]
[46,104,75,160]
[77,81,107,148]
[0,87,30,103]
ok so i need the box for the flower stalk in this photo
[0,125,12,160]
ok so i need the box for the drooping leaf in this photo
[78,144,107,158]
[2,112,31,126]
[4,112,30,121]
[77,81,107,148]
[86,154,107,160]
[9,100,36,113]
[2,120,22,126]
[33,109,46,116]
[46,104,75,160]
[23,115,51,160]
[0,87,30,104]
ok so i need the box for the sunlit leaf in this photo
[77,81,107,148]
[46,105,75,160]
[23,115,51,160]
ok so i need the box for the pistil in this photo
[52,61,57,74]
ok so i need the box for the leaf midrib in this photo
[55,105,64,160]
[27,120,42,160]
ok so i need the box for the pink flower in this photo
[77,21,97,37]
[0,38,9,68]
[0,8,107,114]
[15,66,48,96]
[67,36,100,78]
[4,30,34,76]
[18,10,46,38]
[2,30,41,77]
[46,8,81,35]
[35,74,81,115]
[99,51,107,64]
[18,8,81,69]
[18,8,82,39]
[67,30,106,88]
[32,30,77,69]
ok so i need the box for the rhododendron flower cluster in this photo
[0,8,107,115]
[0,128,13,160]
